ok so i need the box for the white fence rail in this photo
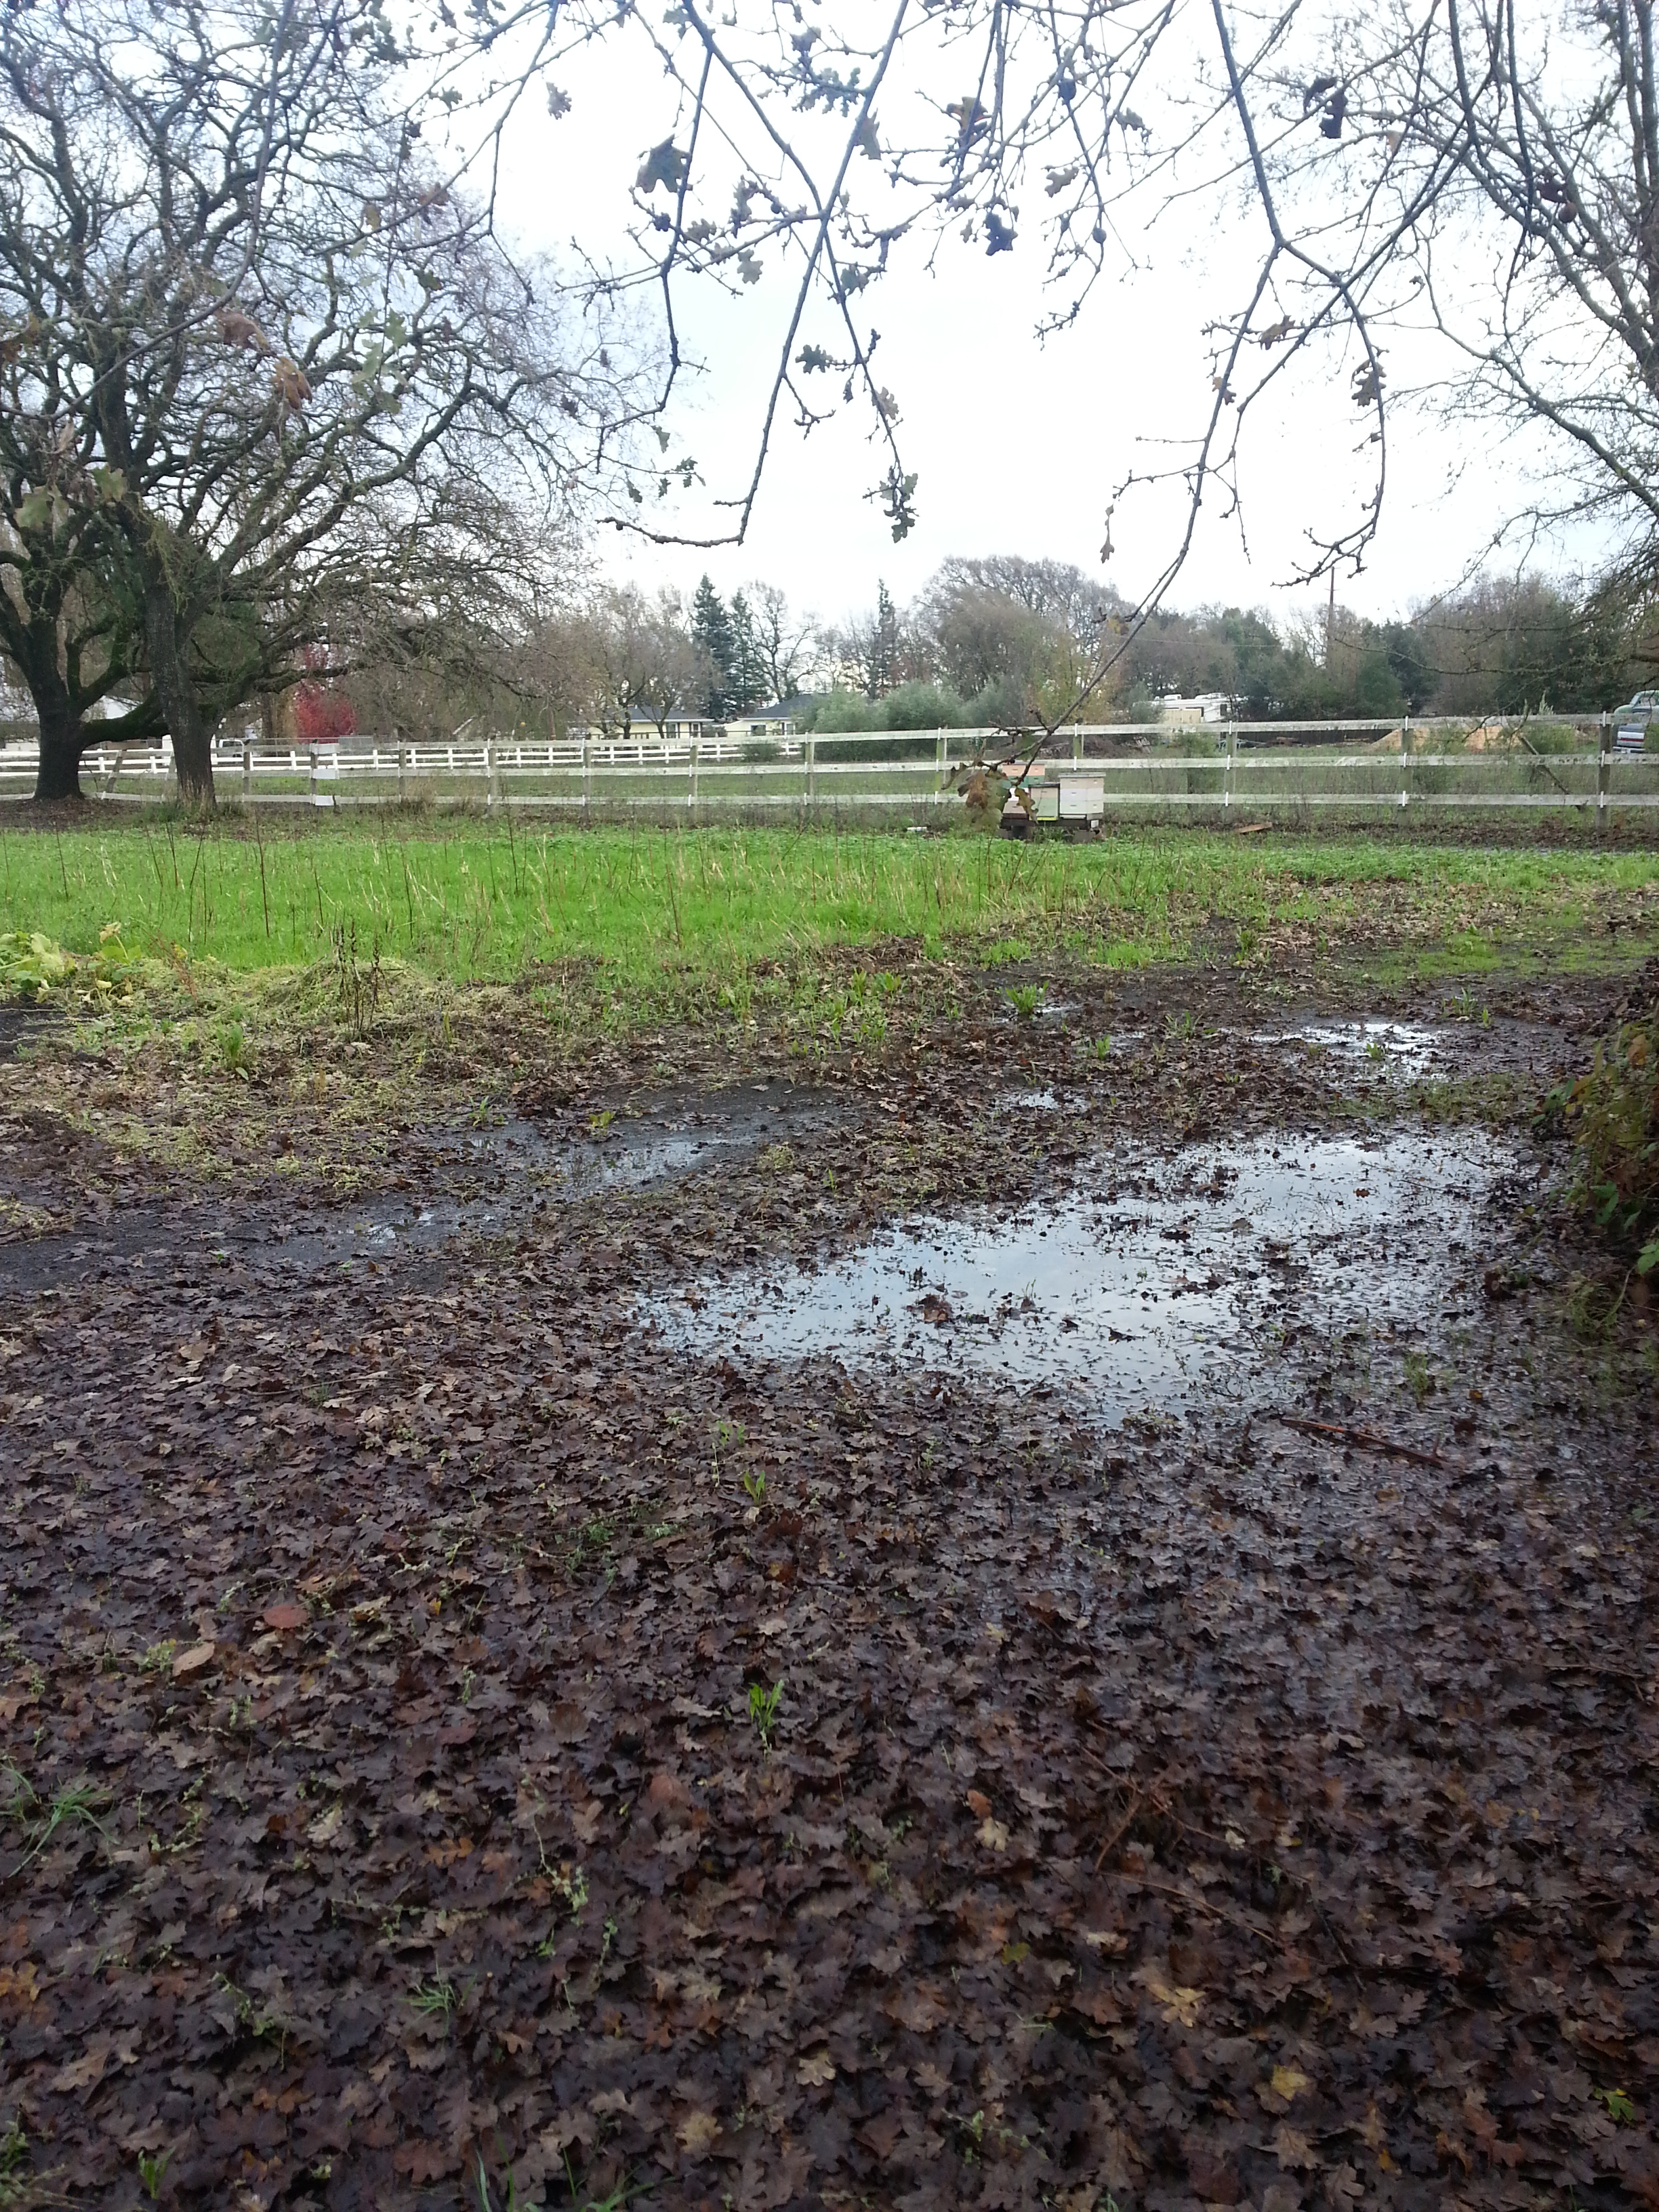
[3,716,1658,816]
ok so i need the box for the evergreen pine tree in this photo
[728,590,768,712]
[691,575,736,718]
[870,580,900,697]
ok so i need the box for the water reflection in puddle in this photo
[644,1130,1517,1420]
[1252,1021,1447,1076]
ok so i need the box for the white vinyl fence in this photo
[4,716,1658,819]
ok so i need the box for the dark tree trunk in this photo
[142,573,214,806]
[33,685,87,802]
[0,602,88,802]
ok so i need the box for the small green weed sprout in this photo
[711,1415,745,1481]
[138,2148,173,2200]
[1402,1351,1433,1404]
[1236,924,1258,959]
[1005,983,1043,1019]
[2,1766,112,1868]
[535,1858,589,1958]
[741,1469,766,1506]
[749,1679,783,1750]
[217,1019,249,1076]
[1090,1034,1113,1061]
[411,1975,457,2024]
[550,1863,589,1919]
[138,1640,176,1673]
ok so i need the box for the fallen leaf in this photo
[306,1804,343,1847]
[1274,2124,1320,2171]
[798,2051,836,2087]
[1141,1974,1202,2028]
[49,2044,109,2093]
[677,2109,720,2155]
[886,1985,950,2032]
[171,1640,217,1683]
[263,1603,308,1632]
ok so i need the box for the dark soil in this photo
[1,957,1656,2212]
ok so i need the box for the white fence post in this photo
[806,733,817,806]
[242,739,251,801]
[688,735,699,813]
[1224,718,1235,809]
[1599,710,1611,833]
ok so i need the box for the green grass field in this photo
[3,819,1658,998]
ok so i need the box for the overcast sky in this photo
[480,13,1608,637]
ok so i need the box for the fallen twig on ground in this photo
[1272,1411,1447,1467]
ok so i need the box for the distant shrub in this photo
[1170,729,1218,757]
[1523,721,1578,754]
[882,680,970,731]
[804,690,875,734]
[741,738,781,762]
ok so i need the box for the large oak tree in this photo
[0,0,640,802]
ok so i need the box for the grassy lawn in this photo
[4,819,1658,1000]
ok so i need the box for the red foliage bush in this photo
[293,683,357,743]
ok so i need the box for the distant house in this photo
[724,704,796,742]
[569,708,716,745]
[570,704,796,746]
[656,710,716,744]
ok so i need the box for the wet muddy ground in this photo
[0,956,1656,2211]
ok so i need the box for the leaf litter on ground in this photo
[0,951,1654,2210]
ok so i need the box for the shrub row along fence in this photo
[5,716,1658,819]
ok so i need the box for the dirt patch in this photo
[0,958,1654,2210]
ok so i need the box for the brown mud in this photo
[0,953,1655,2211]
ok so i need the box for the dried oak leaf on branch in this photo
[636,139,689,196]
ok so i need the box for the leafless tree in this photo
[585,587,705,740]
[0,0,647,803]
[328,504,589,743]
[746,583,819,703]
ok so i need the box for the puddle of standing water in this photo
[642,1129,1520,1421]
[1251,1020,1447,1076]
